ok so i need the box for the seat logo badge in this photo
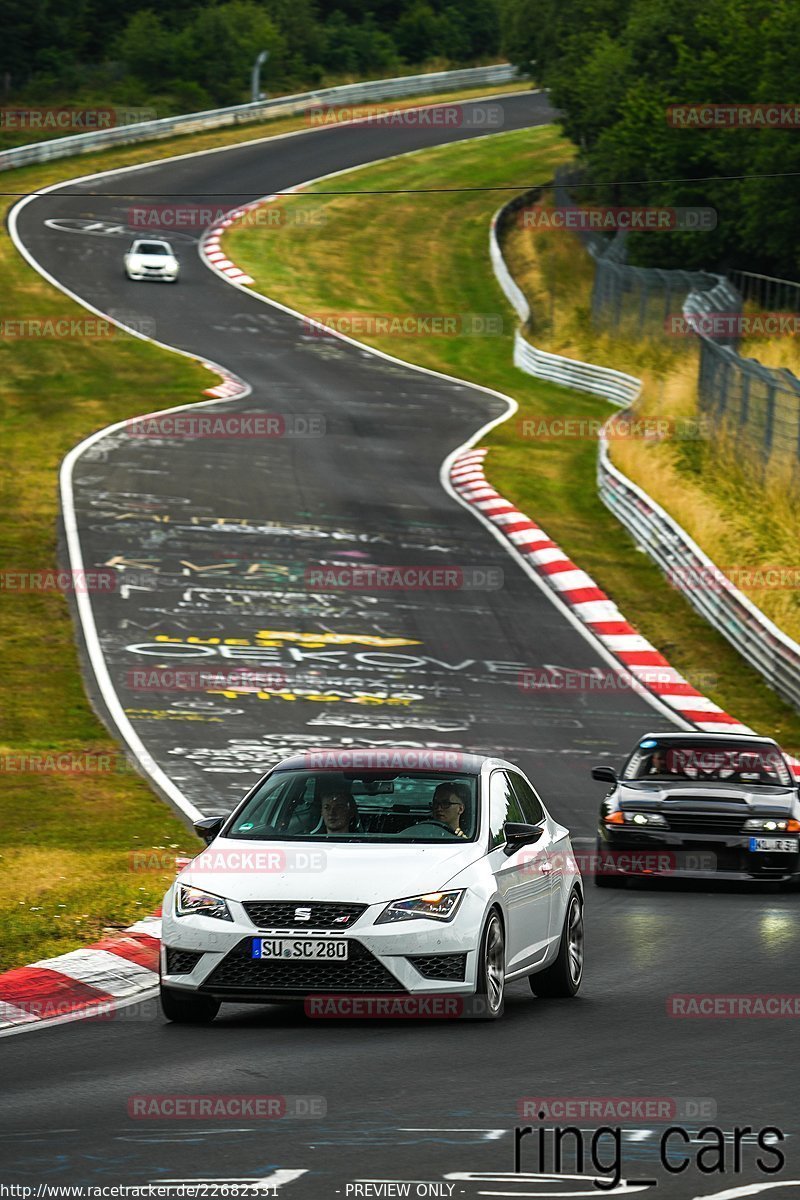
[294,906,312,921]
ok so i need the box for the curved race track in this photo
[3,92,797,1198]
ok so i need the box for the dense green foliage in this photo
[502,0,800,274]
[1,0,501,113]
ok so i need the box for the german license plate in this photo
[252,937,349,960]
[749,836,798,853]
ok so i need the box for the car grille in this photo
[665,812,746,835]
[242,900,368,930]
[407,953,467,981]
[203,938,404,993]
[165,948,204,974]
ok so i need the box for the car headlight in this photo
[375,890,465,925]
[175,884,232,921]
[744,818,800,833]
[605,811,668,827]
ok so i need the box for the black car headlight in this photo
[175,884,233,921]
[375,890,465,925]
[605,811,668,827]
[744,818,800,833]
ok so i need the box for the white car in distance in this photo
[124,238,179,282]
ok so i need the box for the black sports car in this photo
[590,731,800,887]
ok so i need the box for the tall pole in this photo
[251,50,269,104]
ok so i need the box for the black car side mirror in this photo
[591,766,617,784]
[503,821,545,856]
[193,815,225,845]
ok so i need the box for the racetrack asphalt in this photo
[4,92,797,1198]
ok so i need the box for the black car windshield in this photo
[624,742,792,786]
[225,770,479,842]
[136,242,169,254]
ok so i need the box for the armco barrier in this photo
[0,65,519,172]
[490,191,800,712]
[490,197,640,406]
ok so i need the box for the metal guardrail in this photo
[597,429,800,711]
[513,331,639,405]
[490,195,640,405]
[0,64,520,173]
[490,186,800,712]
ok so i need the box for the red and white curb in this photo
[202,361,249,399]
[0,913,162,1032]
[202,207,258,286]
[450,447,756,736]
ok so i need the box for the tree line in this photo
[504,0,800,277]
[2,0,501,112]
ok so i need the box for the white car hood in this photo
[178,837,484,905]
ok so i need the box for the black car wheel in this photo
[530,890,584,998]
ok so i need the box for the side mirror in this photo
[503,821,545,856]
[193,815,225,845]
[591,766,617,784]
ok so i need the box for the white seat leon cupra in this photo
[160,748,584,1022]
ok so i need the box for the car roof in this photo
[634,731,782,748]
[272,748,510,775]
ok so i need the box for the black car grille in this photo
[204,938,405,993]
[665,813,746,835]
[165,948,204,974]
[242,900,367,930]
[407,953,467,981]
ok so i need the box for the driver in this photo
[320,787,359,835]
[431,782,469,837]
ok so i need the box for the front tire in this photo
[475,909,505,1019]
[530,890,584,998]
[160,984,220,1024]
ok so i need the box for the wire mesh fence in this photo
[550,169,800,469]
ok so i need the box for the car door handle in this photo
[540,860,553,873]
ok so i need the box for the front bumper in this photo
[160,890,485,1002]
[597,827,800,882]
[126,264,178,281]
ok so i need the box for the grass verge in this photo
[225,125,800,754]
[0,81,532,972]
[503,208,800,643]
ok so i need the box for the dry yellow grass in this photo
[503,212,800,644]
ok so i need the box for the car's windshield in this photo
[225,770,479,842]
[135,242,169,255]
[624,742,792,786]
